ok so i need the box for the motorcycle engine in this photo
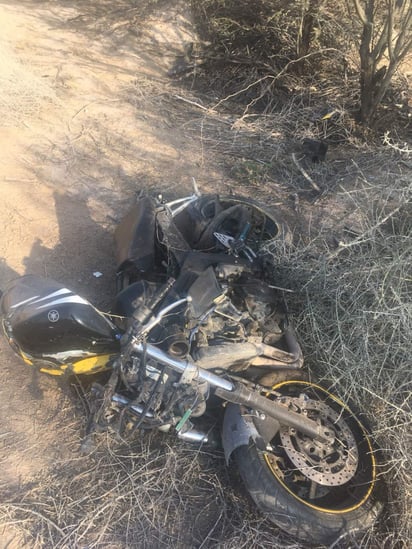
[114,261,285,433]
[187,263,286,370]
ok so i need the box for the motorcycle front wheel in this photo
[233,380,384,545]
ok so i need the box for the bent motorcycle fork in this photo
[132,342,332,444]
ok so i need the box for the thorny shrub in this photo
[265,170,412,547]
[189,0,410,132]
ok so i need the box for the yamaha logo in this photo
[48,310,59,323]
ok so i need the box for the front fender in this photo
[222,403,263,464]
[222,402,283,464]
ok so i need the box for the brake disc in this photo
[279,398,359,486]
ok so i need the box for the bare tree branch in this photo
[372,18,389,61]
[350,0,412,123]
[387,0,395,62]
[352,0,368,24]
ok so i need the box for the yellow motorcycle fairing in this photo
[18,349,114,376]
[44,354,114,376]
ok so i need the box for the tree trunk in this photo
[359,55,375,123]
[296,0,320,74]
[358,1,375,124]
[356,0,411,124]
[298,0,320,57]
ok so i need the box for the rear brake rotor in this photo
[279,398,359,486]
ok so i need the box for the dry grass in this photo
[0,425,305,548]
[0,42,56,127]
[264,164,412,548]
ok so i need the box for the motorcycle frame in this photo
[117,232,327,443]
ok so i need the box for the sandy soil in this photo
[0,1,232,546]
[2,2,408,547]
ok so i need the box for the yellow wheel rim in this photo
[263,380,377,514]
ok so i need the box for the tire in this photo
[232,380,384,545]
[190,194,291,251]
[214,195,292,246]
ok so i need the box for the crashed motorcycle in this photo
[1,191,383,544]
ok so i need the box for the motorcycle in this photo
[1,189,383,545]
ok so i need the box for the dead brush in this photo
[188,0,411,142]
[265,165,412,547]
[189,0,354,114]
[0,428,302,548]
[0,42,56,127]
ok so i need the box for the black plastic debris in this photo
[302,139,328,163]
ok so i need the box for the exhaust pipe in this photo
[177,429,208,443]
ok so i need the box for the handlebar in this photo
[132,296,191,342]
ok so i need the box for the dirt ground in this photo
[0,1,226,546]
[0,1,409,548]
[1,1,301,546]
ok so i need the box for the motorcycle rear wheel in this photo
[180,194,292,251]
[233,380,384,545]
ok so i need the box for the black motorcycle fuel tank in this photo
[1,275,120,372]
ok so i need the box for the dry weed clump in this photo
[188,0,410,137]
[190,0,349,85]
[0,42,56,127]
[265,165,412,547]
[0,428,301,548]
